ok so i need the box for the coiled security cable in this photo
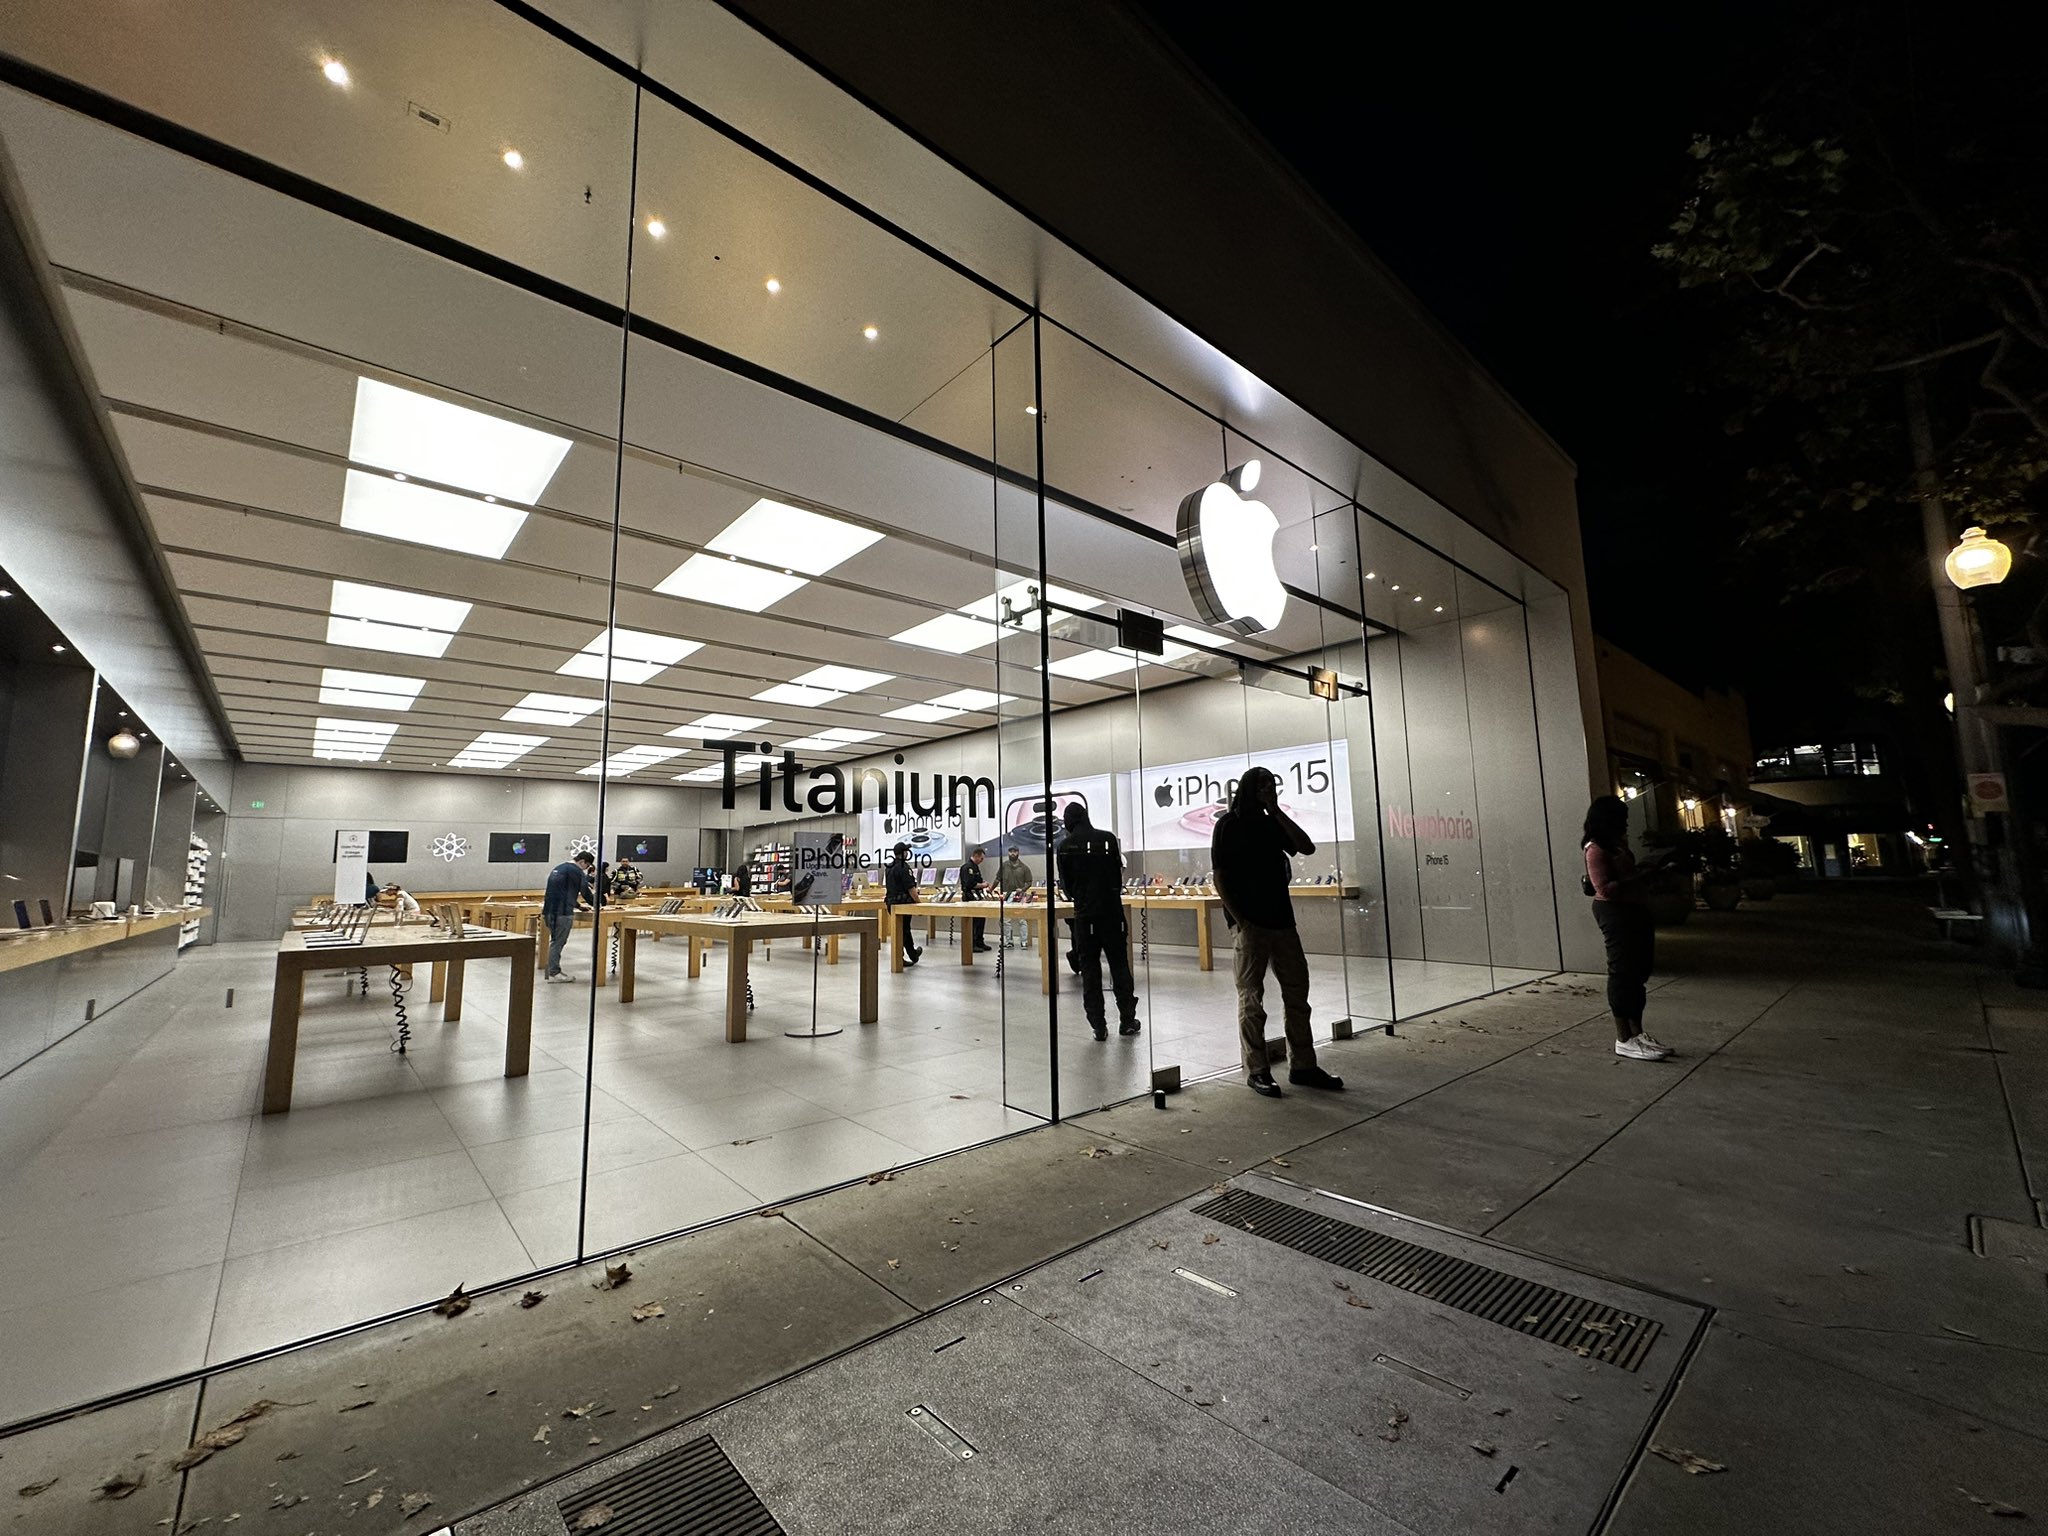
[389,965,412,1053]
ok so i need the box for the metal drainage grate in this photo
[1191,1189,1663,1370]
[558,1434,783,1535]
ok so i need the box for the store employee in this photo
[956,847,991,952]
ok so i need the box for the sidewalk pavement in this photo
[6,882,2042,1534]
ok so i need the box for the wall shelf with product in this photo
[182,836,208,949]
[748,842,793,896]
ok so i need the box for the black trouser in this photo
[1074,915,1138,1029]
[970,916,987,947]
[1592,900,1654,1032]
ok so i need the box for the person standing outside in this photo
[957,846,992,952]
[1582,795,1673,1060]
[995,844,1032,948]
[541,851,595,983]
[1056,803,1140,1039]
[885,841,923,966]
[1211,766,1343,1098]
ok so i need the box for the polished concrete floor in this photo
[0,918,1536,1426]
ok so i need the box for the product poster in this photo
[333,828,371,904]
[990,775,1115,856]
[1119,742,1354,853]
[857,806,1002,869]
[790,828,849,904]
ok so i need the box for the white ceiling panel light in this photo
[556,628,703,685]
[449,731,547,769]
[927,687,1017,712]
[752,681,842,708]
[1047,650,1137,682]
[341,378,572,559]
[793,665,892,692]
[317,667,425,711]
[326,580,473,658]
[669,713,769,740]
[502,692,602,726]
[312,716,398,761]
[674,764,727,782]
[577,745,685,778]
[656,499,885,613]
[783,728,882,752]
[881,703,962,723]
[889,613,1003,654]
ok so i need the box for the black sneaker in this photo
[1288,1065,1345,1091]
[1091,1022,1109,1041]
[1248,1071,1283,1098]
[972,944,993,953]
[905,946,922,967]
[1118,1019,1141,1036]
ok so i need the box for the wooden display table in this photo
[265,924,535,1113]
[889,899,1075,995]
[0,908,205,975]
[1119,884,1362,972]
[615,911,878,1042]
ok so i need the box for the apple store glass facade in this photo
[0,0,1567,1426]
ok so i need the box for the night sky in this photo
[1134,4,1821,721]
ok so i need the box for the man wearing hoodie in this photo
[1055,803,1139,1040]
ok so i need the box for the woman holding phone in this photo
[1582,795,1673,1061]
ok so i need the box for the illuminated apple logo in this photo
[1175,460,1286,636]
[1153,782,1175,808]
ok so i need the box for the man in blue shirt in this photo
[541,852,595,982]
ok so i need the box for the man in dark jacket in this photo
[956,846,991,952]
[884,842,923,965]
[1211,766,1343,1098]
[1055,803,1139,1039]
[541,852,595,982]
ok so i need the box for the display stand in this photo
[785,864,847,1039]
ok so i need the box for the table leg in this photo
[1039,915,1054,996]
[533,916,547,973]
[926,915,937,944]
[446,958,466,1021]
[688,935,702,980]
[726,937,750,1042]
[429,959,447,1003]
[859,928,878,1023]
[596,915,610,988]
[889,908,904,973]
[827,933,840,966]
[1196,903,1213,971]
[620,924,638,1004]
[961,921,975,968]
[505,938,534,1079]
[262,959,304,1114]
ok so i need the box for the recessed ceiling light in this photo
[502,148,524,170]
[313,716,397,761]
[752,681,842,708]
[1434,605,1444,613]
[321,58,350,86]
[793,664,891,693]
[863,325,879,341]
[1366,571,1377,579]
[784,728,882,752]
[556,628,701,686]
[927,687,1016,712]
[327,580,473,658]
[449,731,547,769]
[1046,650,1134,682]
[712,499,883,575]
[1025,405,1038,416]
[669,713,769,740]
[764,277,781,294]
[1390,584,1401,591]
[646,218,667,238]
[342,379,571,559]
[1413,595,1422,603]
[882,703,962,724]
[318,667,426,711]
[656,556,807,613]
[578,745,685,778]
[0,588,13,598]
[889,613,1003,654]
[51,644,65,654]
[674,764,728,782]
[502,691,602,726]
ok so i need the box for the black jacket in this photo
[885,856,918,905]
[1057,827,1126,924]
[958,858,987,900]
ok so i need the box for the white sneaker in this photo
[1633,1035,1674,1057]
[1615,1036,1669,1061]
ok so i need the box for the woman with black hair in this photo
[1583,795,1671,1060]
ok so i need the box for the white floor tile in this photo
[465,1114,686,1197]
[226,1149,493,1258]
[0,1263,220,1425]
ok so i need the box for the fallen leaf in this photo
[1150,1239,1172,1251]
[595,1263,632,1291]
[574,1503,618,1529]
[562,1403,596,1420]
[519,1290,547,1309]
[757,1208,784,1218]
[1942,1324,1981,1340]
[1650,1445,1726,1475]
[268,1493,307,1510]
[365,1490,383,1509]
[630,1302,666,1322]
[1376,1408,1409,1444]
[730,1137,764,1146]
[1471,1441,1498,1457]
[1333,1281,1350,1291]
[339,1400,375,1413]
[399,1491,433,1517]
[1493,1407,1512,1417]
[1346,1295,1372,1309]
[1841,1265,1867,1276]
[1959,1486,2025,1517]
[434,1284,472,1319]
[1272,1158,1292,1168]
[652,1384,681,1399]
[886,1258,900,1269]
[866,1169,898,1184]
[341,1468,380,1486]
[172,1425,246,1471]
[16,1479,58,1498]
[949,1094,971,1100]
[95,1472,146,1500]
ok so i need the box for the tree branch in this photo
[1978,331,2048,443]
[1753,239,1844,310]
[1957,256,2048,336]
[1862,329,2007,374]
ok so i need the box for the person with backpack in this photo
[1055,803,1140,1039]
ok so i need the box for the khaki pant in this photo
[1233,920,1316,1075]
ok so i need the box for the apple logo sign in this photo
[511,839,526,856]
[1175,459,1286,636]
[1153,782,1175,809]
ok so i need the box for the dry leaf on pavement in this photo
[16,1479,57,1498]
[596,1263,632,1291]
[1202,1234,1220,1246]
[434,1285,472,1318]
[399,1491,433,1516]
[866,1169,898,1184]
[1346,1295,1372,1309]
[631,1302,666,1322]
[1958,1486,2025,1517]
[533,1424,551,1443]
[94,1472,146,1500]
[520,1290,547,1308]
[1649,1445,1726,1475]
[574,1504,618,1529]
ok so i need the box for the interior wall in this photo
[0,659,93,906]
[148,776,197,907]
[217,763,705,940]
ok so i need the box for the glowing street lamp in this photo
[1944,526,2012,590]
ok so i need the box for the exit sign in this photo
[249,800,266,809]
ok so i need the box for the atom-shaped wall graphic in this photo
[569,834,600,859]
[430,833,470,863]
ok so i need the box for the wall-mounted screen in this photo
[488,833,552,864]
[616,835,668,863]
[332,830,410,863]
